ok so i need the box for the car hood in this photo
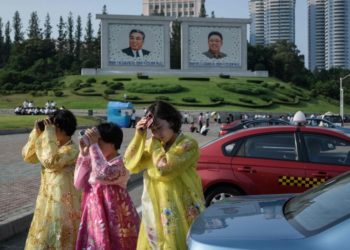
[189,194,305,246]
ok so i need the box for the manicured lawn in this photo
[0,114,100,130]
[0,75,345,114]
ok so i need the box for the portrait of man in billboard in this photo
[202,31,227,59]
[122,29,150,58]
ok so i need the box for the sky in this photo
[0,0,308,66]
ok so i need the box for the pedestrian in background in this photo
[74,123,140,250]
[130,109,136,128]
[198,112,204,131]
[22,109,81,250]
[124,101,205,249]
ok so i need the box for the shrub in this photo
[1,82,14,90]
[54,90,64,97]
[178,77,210,81]
[210,96,224,102]
[155,96,170,101]
[101,80,108,85]
[104,89,115,95]
[113,78,131,81]
[126,95,140,100]
[108,82,124,90]
[137,75,149,80]
[79,82,92,88]
[86,77,96,83]
[247,79,264,84]
[182,97,197,103]
[261,96,272,102]
[82,88,95,93]
[219,74,230,79]
[126,83,185,94]
[239,97,255,104]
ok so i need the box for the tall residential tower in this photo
[308,0,350,70]
[249,0,296,46]
[142,0,203,17]
[308,0,325,70]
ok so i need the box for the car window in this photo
[238,133,297,161]
[285,173,350,235]
[324,115,343,124]
[223,141,237,155]
[304,134,350,165]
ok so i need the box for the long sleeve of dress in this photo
[148,136,199,181]
[22,128,40,164]
[124,130,150,174]
[89,143,127,183]
[74,153,91,189]
[35,126,78,171]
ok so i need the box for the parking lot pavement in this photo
[0,122,221,243]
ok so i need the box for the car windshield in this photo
[284,173,350,236]
[325,115,342,124]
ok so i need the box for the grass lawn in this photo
[0,114,100,130]
[0,75,346,114]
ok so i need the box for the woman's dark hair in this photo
[49,109,77,136]
[97,123,123,150]
[147,101,182,133]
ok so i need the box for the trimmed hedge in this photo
[126,83,185,94]
[155,96,170,101]
[178,77,210,81]
[113,78,131,81]
[182,97,197,103]
[247,79,264,84]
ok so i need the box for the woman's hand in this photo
[136,117,149,132]
[79,139,89,156]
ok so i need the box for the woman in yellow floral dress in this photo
[124,101,205,250]
[22,109,81,250]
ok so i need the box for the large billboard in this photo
[188,26,242,68]
[181,18,250,71]
[108,24,165,67]
[97,15,173,71]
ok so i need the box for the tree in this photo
[84,13,94,51]
[12,11,24,43]
[2,21,11,65]
[43,13,52,40]
[28,11,42,40]
[74,15,82,60]
[199,2,207,17]
[57,16,67,54]
[170,20,181,69]
[67,12,74,55]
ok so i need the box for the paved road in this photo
[0,122,220,248]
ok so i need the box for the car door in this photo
[302,132,350,184]
[231,132,307,195]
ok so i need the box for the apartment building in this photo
[249,0,296,46]
[142,0,203,17]
[308,0,350,70]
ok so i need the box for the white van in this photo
[321,112,344,127]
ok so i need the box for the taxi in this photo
[199,111,350,206]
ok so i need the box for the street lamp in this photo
[340,73,350,119]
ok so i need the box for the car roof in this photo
[219,125,350,142]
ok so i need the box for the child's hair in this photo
[97,123,123,150]
[49,109,77,136]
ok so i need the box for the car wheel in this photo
[205,186,243,207]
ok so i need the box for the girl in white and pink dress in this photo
[74,123,140,250]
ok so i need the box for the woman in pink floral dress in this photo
[74,123,140,250]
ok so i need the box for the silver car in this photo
[187,171,350,250]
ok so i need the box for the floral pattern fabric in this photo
[22,127,81,250]
[74,143,140,250]
[124,131,205,250]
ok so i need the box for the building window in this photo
[178,3,182,8]
[184,3,188,8]
[190,3,194,7]
[190,11,194,15]
[178,12,182,16]
[167,4,171,8]
[155,4,159,9]
[149,4,153,9]
[184,11,188,15]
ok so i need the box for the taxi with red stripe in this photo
[199,112,350,206]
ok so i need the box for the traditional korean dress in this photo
[124,131,205,250]
[74,143,140,250]
[22,126,81,250]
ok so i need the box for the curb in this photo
[0,171,143,242]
